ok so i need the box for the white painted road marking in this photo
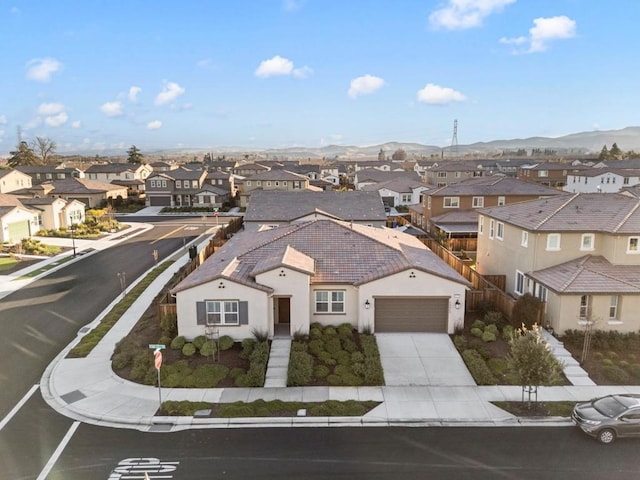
[0,384,39,432]
[37,421,80,480]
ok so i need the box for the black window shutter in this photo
[239,301,249,325]
[196,301,206,325]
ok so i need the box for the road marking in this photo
[150,225,186,244]
[0,384,39,432]
[37,421,80,480]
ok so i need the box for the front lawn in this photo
[287,323,385,387]
[561,329,640,385]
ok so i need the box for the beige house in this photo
[171,219,469,340]
[476,193,640,333]
[237,170,317,207]
[0,194,39,243]
[0,169,32,193]
[20,196,86,231]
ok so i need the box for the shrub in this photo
[351,351,365,363]
[334,365,353,377]
[470,327,483,338]
[161,401,211,416]
[593,351,604,360]
[341,373,364,386]
[218,335,234,351]
[322,326,338,337]
[602,358,614,366]
[191,364,229,387]
[112,351,133,370]
[484,311,504,328]
[318,351,336,366]
[602,365,631,384]
[251,328,269,342]
[337,323,354,338]
[314,365,330,378]
[130,352,152,381]
[240,338,256,359]
[309,327,322,340]
[629,364,640,379]
[453,335,467,351]
[471,319,486,330]
[308,339,325,356]
[606,351,618,359]
[170,336,186,350]
[158,336,172,347]
[327,374,343,385]
[292,330,308,342]
[291,341,308,352]
[200,340,217,357]
[461,349,496,385]
[334,350,351,365]
[229,367,245,379]
[473,343,491,360]
[160,313,178,338]
[487,358,508,377]
[502,325,515,341]
[182,343,196,356]
[287,350,314,386]
[325,337,342,355]
[485,324,499,336]
[192,335,207,350]
[341,338,358,353]
[481,331,497,342]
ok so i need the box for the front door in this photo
[277,297,290,324]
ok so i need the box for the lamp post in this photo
[69,217,76,257]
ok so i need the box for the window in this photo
[497,196,505,206]
[489,219,495,239]
[546,233,561,251]
[454,171,461,178]
[478,215,484,235]
[283,181,287,186]
[521,230,528,247]
[315,290,345,313]
[628,237,639,253]
[401,193,412,203]
[266,181,272,187]
[496,221,504,240]
[535,284,548,303]
[257,181,262,187]
[437,172,447,178]
[176,180,182,188]
[275,181,280,187]
[206,300,239,325]
[150,180,156,188]
[246,180,252,187]
[293,181,301,189]
[515,271,525,295]
[192,180,198,188]
[624,177,630,185]
[443,197,460,208]
[581,233,595,251]
[538,170,548,177]
[427,197,432,209]
[472,196,484,208]
[579,295,590,319]
[161,180,167,188]
[609,296,619,320]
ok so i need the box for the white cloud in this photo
[348,74,385,99]
[0,115,6,125]
[429,0,515,30]
[72,121,81,128]
[255,55,293,77]
[293,66,314,79]
[26,57,63,82]
[282,0,305,12]
[45,111,68,127]
[147,120,162,130]
[37,102,66,115]
[500,15,576,53]
[100,101,124,117]
[128,86,142,102]
[155,81,185,106]
[417,83,466,105]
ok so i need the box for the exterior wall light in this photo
[455,299,461,309]
[365,299,371,309]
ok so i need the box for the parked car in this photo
[572,394,640,444]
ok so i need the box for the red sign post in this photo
[154,350,162,369]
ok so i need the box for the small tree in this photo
[511,293,542,329]
[507,323,564,408]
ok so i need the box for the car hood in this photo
[575,403,610,421]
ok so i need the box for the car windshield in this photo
[592,396,627,417]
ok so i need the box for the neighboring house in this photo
[361,176,430,207]
[0,193,39,243]
[476,193,640,334]
[416,176,566,240]
[84,162,153,183]
[193,184,230,209]
[145,168,209,207]
[171,219,469,340]
[0,169,32,193]
[237,170,317,207]
[517,162,589,188]
[19,196,85,231]
[353,168,420,190]
[233,162,271,177]
[12,178,127,208]
[149,161,179,172]
[206,171,237,197]
[15,165,83,185]
[564,168,640,193]
[243,190,387,231]
[424,160,491,186]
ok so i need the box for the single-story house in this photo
[171,219,470,340]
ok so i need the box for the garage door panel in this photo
[375,298,448,333]
[149,196,171,206]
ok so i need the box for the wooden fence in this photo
[156,217,244,318]
[420,237,544,324]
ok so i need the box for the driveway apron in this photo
[376,333,476,386]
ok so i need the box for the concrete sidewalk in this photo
[5,225,640,432]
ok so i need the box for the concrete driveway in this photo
[376,333,476,386]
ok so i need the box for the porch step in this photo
[263,337,291,388]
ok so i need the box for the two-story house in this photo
[415,177,565,248]
[237,170,318,207]
[145,167,208,207]
[564,168,640,193]
[476,193,640,334]
[361,176,430,208]
[15,165,83,185]
[84,162,153,198]
[354,168,420,190]
[517,162,589,188]
[0,169,33,193]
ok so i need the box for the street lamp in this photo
[69,216,76,257]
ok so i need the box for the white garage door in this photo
[375,297,449,333]
[7,221,30,243]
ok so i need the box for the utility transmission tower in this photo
[450,119,459,158]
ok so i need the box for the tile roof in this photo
[355,169,419,183]
[428,176,566,196]
[84,163,142,173]
[479,193,640,233]
[361,176,428,194]
[244,170,309,181]
[244,190,386,223]
[527,255,640,294]
[171,219,469,293]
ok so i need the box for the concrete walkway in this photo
[264,338,291,388]
[4,225,640,432]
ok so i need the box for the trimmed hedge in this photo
[462,349,496,385]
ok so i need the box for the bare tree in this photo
[32,137,57,165]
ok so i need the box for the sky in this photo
[1,0,639,157]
